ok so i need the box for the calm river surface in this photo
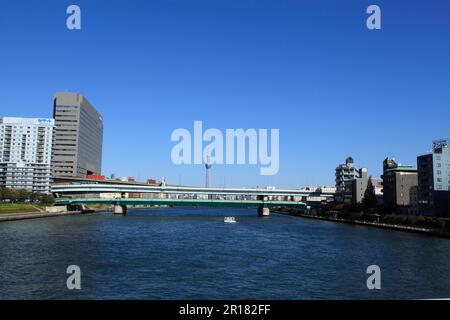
[1,207,450,299]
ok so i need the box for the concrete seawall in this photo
[0,211,83,223]
[274,211,450,239]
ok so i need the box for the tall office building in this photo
[52,92,103,178]
[0,117,54,193]
[417,139,450,217]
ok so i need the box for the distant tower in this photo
[205,154,212,188]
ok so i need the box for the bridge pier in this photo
[113,205,127,215]
[257,195,270,216]
[257,206,270,216]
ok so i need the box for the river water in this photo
[1,207,449,299]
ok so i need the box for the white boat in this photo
[224,216,237,223]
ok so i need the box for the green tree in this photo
[10,189,17,203]
[1,188,17,202]
[29,192,40,203]
[39,194,55,206]
[362,177,378,210]
[16,189,30,202]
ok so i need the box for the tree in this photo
[29,192,40,203]
[16,189,30,202]
[362,177,378,210]
[40,194,55,206]
[1,188,17,202]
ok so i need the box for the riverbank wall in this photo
[274,210,450,239]
[0,210,85,222]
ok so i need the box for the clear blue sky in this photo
[1,0,449,188]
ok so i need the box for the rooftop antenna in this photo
[205,147,212,200]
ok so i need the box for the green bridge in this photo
[56,198,307,216]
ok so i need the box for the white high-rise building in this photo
[0,117,54,193]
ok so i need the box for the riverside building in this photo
[381,157,418,215]
[417,139,450,217]
[0,117,54,193]
[335,156,360,203]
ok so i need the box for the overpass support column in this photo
[114,205,127,215]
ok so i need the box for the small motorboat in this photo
[224,216,237,224]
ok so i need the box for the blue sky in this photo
[1,0,449,188]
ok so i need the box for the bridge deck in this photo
[52,183,335,197]
[56,198,307,208]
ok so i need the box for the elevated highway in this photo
[51,179,334,216]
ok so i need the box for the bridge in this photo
[55,198,308,215]
[52,178,335,216]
